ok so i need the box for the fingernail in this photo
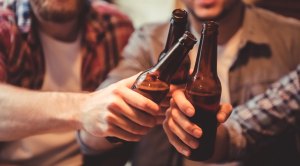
[218,112,226,122]
[189,141,199,149]
[187,108,194,117]
[182,149,190,156]
[193,128,202,138]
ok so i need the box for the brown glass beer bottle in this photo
[184,21,221,161]
[158,9,190,85]
[107,31,197,143]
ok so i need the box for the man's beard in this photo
[30,0,87,23]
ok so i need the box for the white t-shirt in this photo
[41,31,82,92]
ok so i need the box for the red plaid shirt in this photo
[0,2,134,91]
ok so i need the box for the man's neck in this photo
[190,2,245,45]
[38,19,81,42]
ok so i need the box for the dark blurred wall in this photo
[253,0,300,19]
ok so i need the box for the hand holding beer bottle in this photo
[184,21,221,161]
[107,31,197,143]
[163,21,232,161]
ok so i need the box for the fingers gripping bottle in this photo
[107,31,197,143]
[184,21,221,161]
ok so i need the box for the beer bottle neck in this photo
[163,20,187,54]
[159,9,187,61]
[193,31,218,76]
[152,42,191,83]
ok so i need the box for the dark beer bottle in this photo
[159,9,187,60]
[158,9,190,85]
[107,31,197,143]
[184,21,221,161]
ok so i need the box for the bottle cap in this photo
[202,21,219,33]
[171,9,188,23]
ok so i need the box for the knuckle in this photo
[168,121,176,132]
[131,125,143,135]
[111,86,121,95]
[106,125,115,134]
[105,114,115,124]
[108,98,120,110]
[171,110,179,121]
[186,125,194,133]
[112,84,119,94]
[182,135,190,145]
[140,100,149,109]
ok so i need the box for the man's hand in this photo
[80,74,162,142]
[158,84,186,124]
[163,89,232,157]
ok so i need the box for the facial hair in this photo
[30,0,87,23]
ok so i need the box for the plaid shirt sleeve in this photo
[0,7,15,82]
[224,64,300,159]
[0,0,30,81]
[0,51,6,81]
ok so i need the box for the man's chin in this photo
[192,9,231,22]
[191,11,221,22]
[40,11,78,23]
[195,15,219,21]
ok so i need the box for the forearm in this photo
[224,65,300,159]
[0,83,85,140]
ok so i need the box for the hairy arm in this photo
[0,83,84,141]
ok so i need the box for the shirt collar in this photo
[240,5,270,46]
[188,5,270,49]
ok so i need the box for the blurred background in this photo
[102,0,300,28]
[0,0,299,28]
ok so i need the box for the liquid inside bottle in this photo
[184,21,221,161]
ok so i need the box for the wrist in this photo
[78,130,119,154]
[73,92,89,130]
[77,130,103,154]
[54,91,88,131]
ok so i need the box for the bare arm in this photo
[0,83,84,141]
[0,74,161,154]
[78,74,161,153]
